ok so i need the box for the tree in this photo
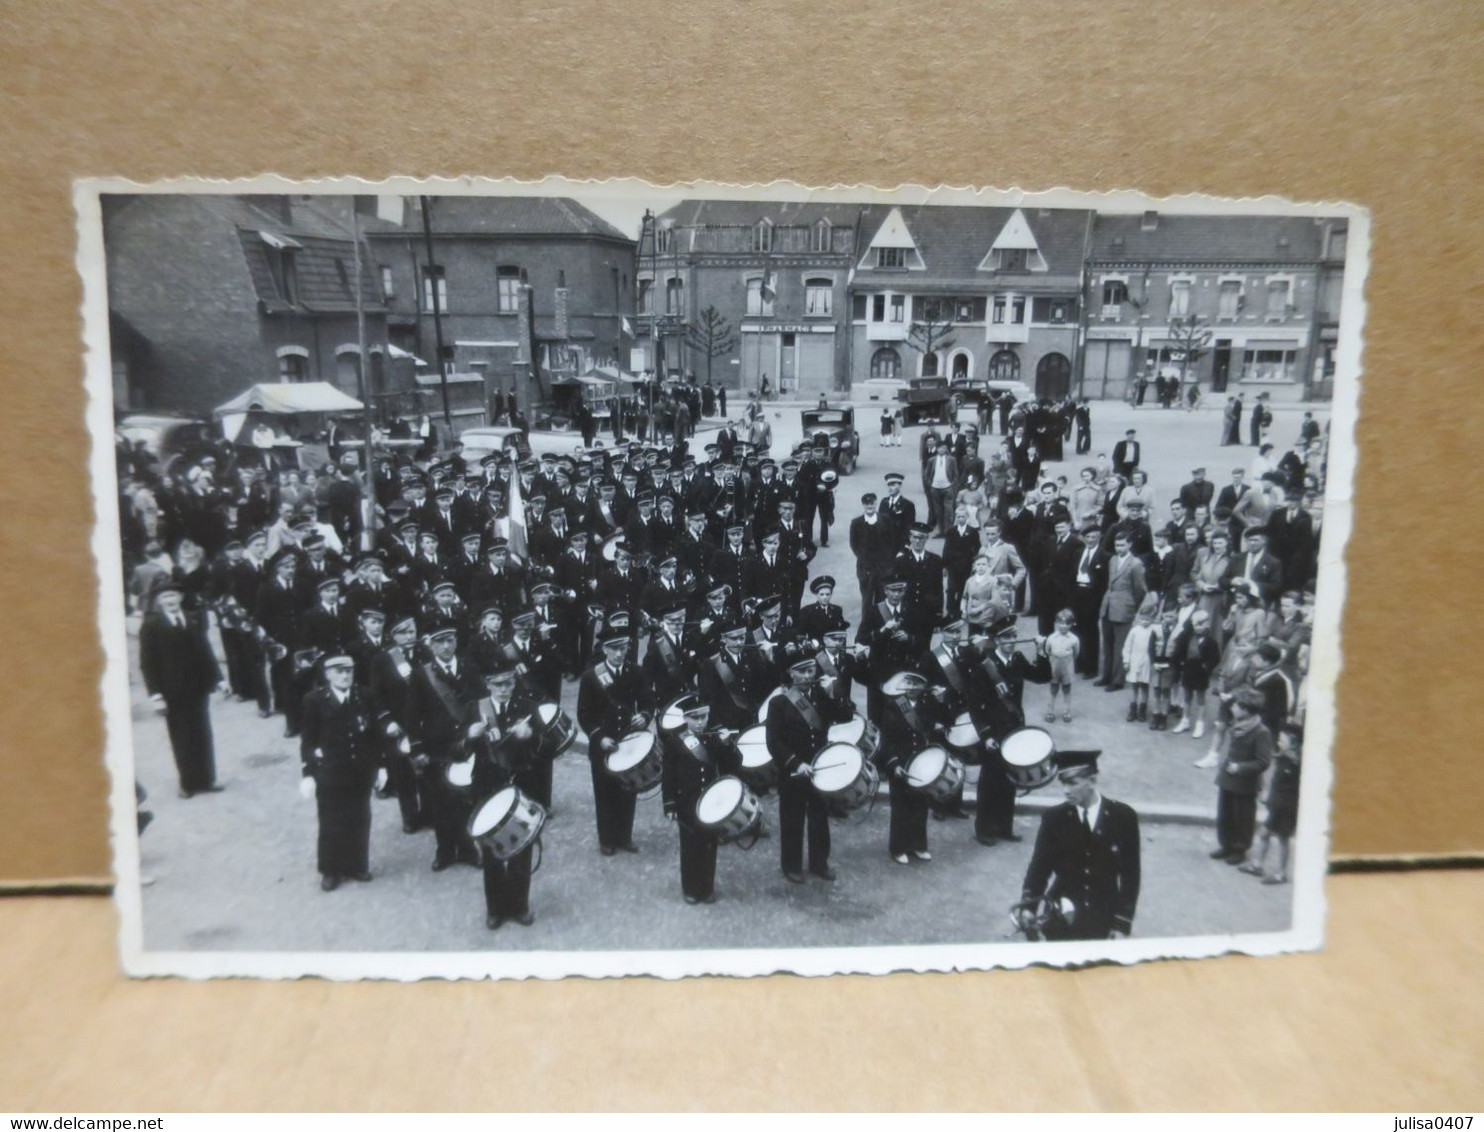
[685,305,737,385]
[1165,313,1214,390]
[905,300,956,377]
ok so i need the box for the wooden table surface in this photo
[1,870,1479,1112]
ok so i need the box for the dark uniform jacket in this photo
[406,657,486,763]
[1022,797,1141,937]
[764,683,852,778]
[576,659,653,756]
[660,728,742,823]
[697,648,769,732]
[300,685,377,780]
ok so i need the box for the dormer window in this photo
[752,220,773,253]
[1141,211,1159,231]
[877,246,905,269]
[811,219,833,253]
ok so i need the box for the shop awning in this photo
[213,381,363,419]
[386,343,427,364]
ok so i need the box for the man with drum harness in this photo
[915,618,978,821]
[697,621,769,733]
[299,655,378,892]
[1017,750,1140,940]
[464,662,541,929]
[369,614,424,834]
[660,695,746,904]
[856,574,932,725]
[406,623,487,871]
[967,605,1053,847]
[643,601,699,708]
[878,671,948,864]
[499,609,562,810]
[577,615,654,856]
[767,656,855,884]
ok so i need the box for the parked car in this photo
[458,425,589,465]
[947,377,1033,412]
[799,406,861,475]
[115,413,216,469]
[895,377,953,425]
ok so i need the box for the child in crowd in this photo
[1173,609,1221,740]
[1121,603,1158,723]
[1043,609,1080,723]
[1148,607,1181,730]
[1241,722,1302,884]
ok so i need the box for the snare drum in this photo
[532,702,577,760]
[905,746,966,803]
[467,785,546,861]
[694,776,761,844]
[604,730,663,792]
[827,714,881,760]
[445,756,476,793]
[1000,726,1057,792]
[946,712,984,763]
[659,697,689,733]
[809,742,879,812]
[733,724,777,790]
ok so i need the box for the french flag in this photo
[506,463,529,563]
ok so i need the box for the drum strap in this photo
[712,655,750,709]
[655,634,683,674]
[977,654,1021,722]
[595,664,615,690]
[933,646,969,695]
[422,663,465,725]
[782,686,826,733]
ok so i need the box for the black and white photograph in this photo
[78,178,1363,979]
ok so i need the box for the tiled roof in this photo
[656,199,870,228]
[377,197,633,242]
[1089,214,1327,263]
[854,204,1092,285]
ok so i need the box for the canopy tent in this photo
[213,381,364,419]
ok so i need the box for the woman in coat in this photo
[1192,529,1234,638]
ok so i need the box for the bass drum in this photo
[694,776,762,845]
[732,724,777,790]
[1001,726,1057,792]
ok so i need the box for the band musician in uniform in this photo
[576,615,654,856]
[968,604,1052,847]
[1017,750,1141,940]
[915,617,977,821]
[878,671,944,865]
[465,663,540,929]
[407,624,486,871]
[299,655,378,891]
[660,696,744,904]
[766,656,854,884]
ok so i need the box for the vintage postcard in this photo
[76,176,1364,979]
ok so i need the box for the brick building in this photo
[846,205,1092,399]
[365,197,636,421]
[104,194,391,416]
[639,201,862,396]
[1084,212,1333,403]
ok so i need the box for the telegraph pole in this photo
[350,202,378,552]
[419,195,453,428]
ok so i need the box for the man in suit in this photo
[922,436,960,536]
[1214,467,1253,546]
[576,618,654,855]
[1074,400,1092,454]
[1179,466,1216,516]
[1019,750,1141,940]
[299,655,379,891]
[406,624,487,871]
[139,579,223,798]
[1111,429,1141,480]
[942,500,981,616]
[849,492,898,608]
[1231,526,1284,607]
[1097,531,1148,690]
[1265,486,1316,594]
[766,656,855,884]
[1069,527,1107,677]
[1037,518,1084,637]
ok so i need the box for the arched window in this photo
[951,351,971,380]
[665,277,684,316]
[871,347,901,382]
[811,218,832,253]
[989,348,1020,382]
[804,277,832,317]
[921,352,940,377]
[752,219,773,253]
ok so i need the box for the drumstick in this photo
[811,759,851,774]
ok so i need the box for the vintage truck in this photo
[895,376,953,425]
[799,405,861,474]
